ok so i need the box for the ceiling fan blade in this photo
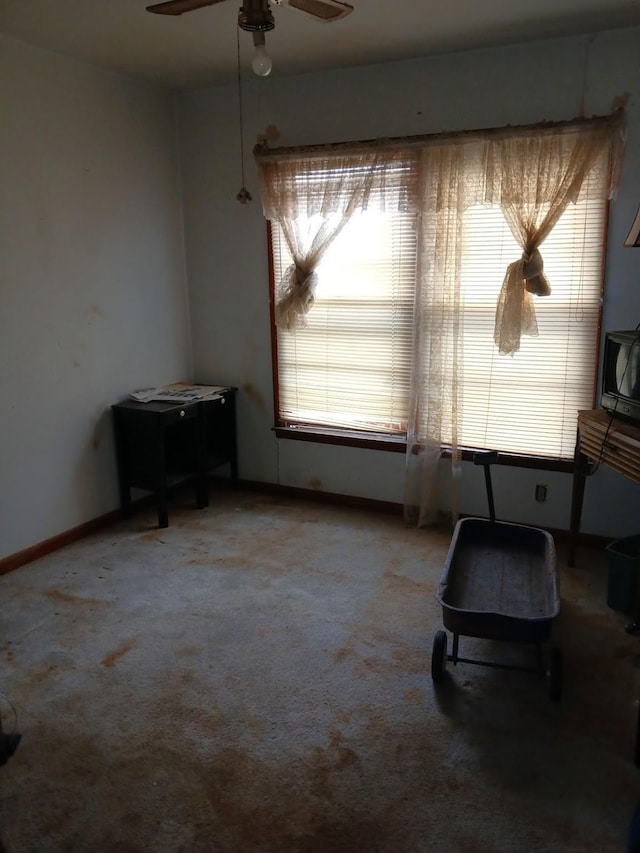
[146,0,226,15]
[282,0,353,22]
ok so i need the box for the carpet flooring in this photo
[0,489,638,852]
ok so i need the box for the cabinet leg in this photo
[196,477,209,509]
[154,430,169,528]
[113,412,132,519]
[568,448,587,568]
[157,492,169,529]
[120,489,132,520]
[196,407,209,509]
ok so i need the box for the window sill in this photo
[273,425,574,472]
[273,425,407,453]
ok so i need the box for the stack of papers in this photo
[129,383,227,403]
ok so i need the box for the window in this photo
[456,160,608,458]
[271,208,416,435]
[265,123,619,462]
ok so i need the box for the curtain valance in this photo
[257,148,422,221]
[254,110,624,173]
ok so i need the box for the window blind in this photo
[272,208,417,433]
[456,160,607,458]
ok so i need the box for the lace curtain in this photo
[256,113,624,528]
[256,148,420,330]
[405,116,623,526]
[486,123,625,355]
[404,141,485,526]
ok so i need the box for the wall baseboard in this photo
[237,479,405,517]
[240,480,612,549]
[0,510,122,577]
[0,478,611,576]
[0,495,154,577]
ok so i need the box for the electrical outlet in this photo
[535,484,547,503]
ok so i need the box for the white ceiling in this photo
[1,0,639,90]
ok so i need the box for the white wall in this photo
[0,37,191,560]
[177,27,640,539]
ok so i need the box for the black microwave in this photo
[601,329,640,424]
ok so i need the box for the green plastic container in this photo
[606,535,640,613]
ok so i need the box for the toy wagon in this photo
[431,452,562,701]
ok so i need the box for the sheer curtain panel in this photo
[487,121,625,355]
[257,148,420,330]
[405,113,624,527]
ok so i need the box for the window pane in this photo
[273,209,417,433]
[457,164,606,458]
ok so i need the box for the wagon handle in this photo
[473,451,499,522]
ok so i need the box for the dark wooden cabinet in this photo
[111,387,237,528]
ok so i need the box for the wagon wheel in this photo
[431,630,448,683]
[548,646,563,702]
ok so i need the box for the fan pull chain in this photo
[236,27,252,204]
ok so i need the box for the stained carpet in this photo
[0,489,638,852]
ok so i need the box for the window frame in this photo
[267,197,611,475]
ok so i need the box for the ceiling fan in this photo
[146,0,354,76]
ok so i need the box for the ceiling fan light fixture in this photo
[239,2,275,32]
[251,45,273,75]
[146,0,355,81]
[251,31,273,76]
